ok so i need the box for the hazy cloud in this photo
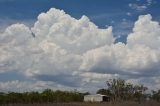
[129,0,154,11]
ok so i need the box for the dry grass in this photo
[1,101,160,106]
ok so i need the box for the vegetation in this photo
[0,79,160,105]
[103,79,148,102]
[96,79,160,103]
[0,89,88,105]
[152,90,160,102]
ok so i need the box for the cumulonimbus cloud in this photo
[0,8,160,91]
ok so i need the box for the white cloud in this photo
[128,0,154,11]
[127,12,132,16]
[127,14,160,49]
[0,80,75,92]
[81,14,160,76]
[32,8,114,54]
[0,80,45,92]
[0,24,35,73]
[129,3,147,11]
[147,0,153,5]
[0,8,160,91]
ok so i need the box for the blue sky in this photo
[0,0,160,92]
[0,0,160,42]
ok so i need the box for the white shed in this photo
[84,94,110,102]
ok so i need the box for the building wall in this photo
[84,95,103,102]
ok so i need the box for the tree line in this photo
[0,79,160,105]
[0,89,89,105]
[97,79,160,103]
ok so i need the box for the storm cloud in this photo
[0,8,160,91]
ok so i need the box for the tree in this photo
[41,89,54,102]
[106,79,148,102]
[152,90,160,102]
[106,79,126,101]
[96,88,113,97]
[133,85,148,103]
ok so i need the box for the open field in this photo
[1,101,160,106]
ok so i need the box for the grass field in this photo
[1,101,160,106]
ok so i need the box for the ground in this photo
[1,101,160,106]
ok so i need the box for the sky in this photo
[0,0,160,93]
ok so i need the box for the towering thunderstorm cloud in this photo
[0,8,160,91]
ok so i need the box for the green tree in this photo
[96,88,113,97]
[133,85,148,103]
[152,90,160,102]
[106,79,126,101]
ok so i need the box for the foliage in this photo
[96,79,160,103]
[104,79,148,101]
[152,90,160,102]
[0,79,160,105]
[96,89,113,97]
[0,89,87,105]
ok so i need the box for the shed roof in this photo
[84,94,109,97]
